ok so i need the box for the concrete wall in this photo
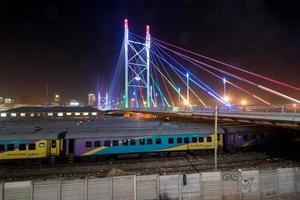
[1,167,300,200]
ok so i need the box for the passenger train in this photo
[0,117,296,162]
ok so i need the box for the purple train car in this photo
[223,125,286,152]
[63,118,225,158]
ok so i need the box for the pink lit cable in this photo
[152,37,300,92]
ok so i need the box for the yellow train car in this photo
[0,138,63,161]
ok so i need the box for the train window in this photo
[122,140,128,146]
[104,141,111,146]
[51,140,56,148]
[147,139,153,145]
[168,138,174,144]
[0,145,4,151]
[112,140,119,146]
[177,138,182,144]
[192,137,197,143]
[94,141,101,147]
[217,134,221,141]
[51,141,57,148]
[184,137,189,143]
[243,135,248,141]
[139,138,145,145]
[28,144,36,150]
[85,141,92,148]
[252,134,257,139]
[156,138,162,144]
[199,137,204,143]
[206,137,212,142]
[130,139,136,145]
[19,144,26,150]
[39,143,45,148]
[7,144,14,151]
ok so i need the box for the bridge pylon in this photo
[124,19,151,109]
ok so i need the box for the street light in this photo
[178,87,181,106]
[241,100,247,106]
[223,78,226,100]
[224,96,230,103]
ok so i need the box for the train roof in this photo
[0,117,224,140]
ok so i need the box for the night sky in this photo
[1,0,300,104]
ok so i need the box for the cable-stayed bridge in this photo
[107,19,300,128]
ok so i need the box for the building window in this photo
[177,138,182,144]
[66,112,72,116]
[7,144,14,151]
[122,140,128,146]
[57,112,63,117]
[156,138,162,144]
[75,112,80,116]
[192,137,197,143]
[184,137,189,143]
[0,145,4,151]
[104,141,111,146]
[0,113,7,117]
[199,137,204,143]
[112,140,119,146]
[28,144,36,150]
[19,144,26,150]
[83,112,89,116]
[139,138,145,145]
[206,137,212,142]
[168,138,174,144]
[94,141,101,147]
[130,139,136,145]
[91,112,97,116]
[147,139,153,145]
[85,141,92,148]
[11,113,17,117]
[20,113,26,117]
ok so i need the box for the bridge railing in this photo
[127,104,300,116]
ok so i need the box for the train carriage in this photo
[0,124,66,161]
[64,124,224,157]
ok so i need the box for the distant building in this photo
[88,93,96,107]
[54,94,61,106]
[67,99,80,107]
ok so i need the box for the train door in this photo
[68,139,75,155]
[50,140,58,156]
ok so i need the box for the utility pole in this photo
[214,105,218,170]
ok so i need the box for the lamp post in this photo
[214,105,218,170]
[186,73,190,106]
[223,78,226,100]
[178,87,181,107]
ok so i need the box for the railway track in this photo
[1,152,298,181]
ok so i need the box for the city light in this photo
[223,96,230,103]
[223,78,226,84]
[241,100,247,106]
[135,76,141,81]
[184,100,190,106]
